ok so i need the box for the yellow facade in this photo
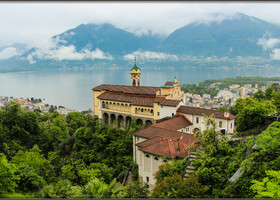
[93,95,161,122]
[92,62,184,127]
[157,77,184,101]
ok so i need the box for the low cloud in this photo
[258,37,280,51]
[0,47,20,60]
[270,48,280,60]
[123,51,178,61]
[26,38,113,64]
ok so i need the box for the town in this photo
[0,96,77,116]
[185,83,268,109]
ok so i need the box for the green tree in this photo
[11,145,55,183]
[152,173,208,198]
[234,98,276,132]
[0,153,18,197]
[124,181,148,198]
[15,164,46,192]
[251,170,280,198]
[84,178,125,198]
[154,159,186,182]
[253,89,265,100]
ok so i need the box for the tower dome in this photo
[130,57,141,86]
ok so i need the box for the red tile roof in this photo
[92,84,160,96]
[154,98,181,107]
[137,135,195,159]
[152,114,192,130]
[134,114,196,159]
[97,92,155,107]
[97,92,181,107]
[177,105,236,120]
[164,81,174,86]
[133,126,185,139]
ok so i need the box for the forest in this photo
[0,84,280,198]
[0,102,148,198]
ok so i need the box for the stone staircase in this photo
[184,151,201,178]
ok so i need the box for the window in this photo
[161,105,163,108]
[219,121,222,128]
[146,177,149,183]
[158,112,160,116]
[102,101,105,108]
[145,154,150,158]
[154,157,159,160]
[231,123,233,129]
[172,113,174,117]
[196,117,199,123]
[150,109,154,114]
[163,160,167,163]
[141,108,144,112]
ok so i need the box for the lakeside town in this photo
[0,96,77,116]
[0,82,269,116]
[185,83,268,109]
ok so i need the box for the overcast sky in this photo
[1,2,280,47]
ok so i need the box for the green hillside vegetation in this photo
[152,84,280,198]
[0,102,148,198]
[1,84,280,198]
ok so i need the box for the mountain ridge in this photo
[1,13,280,71]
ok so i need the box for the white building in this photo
[132,106,236,188]
[176,105,236,135]
[133,115,195,188]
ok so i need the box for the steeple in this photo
[130,57,141,86]
[173,76,178,84]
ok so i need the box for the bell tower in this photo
[130,57,141,86]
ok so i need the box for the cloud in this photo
[26,38,113,64]
[0,47,20,60]
[3,3,280,46]
[124,51,179,61]
[258,37,280,50]
[270,48,280,60]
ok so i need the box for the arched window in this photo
[154,157,159,160]
[133,79,136,86]
[150,109,154,114]
[102,101,105,108]
[138,79,140,86]
[141,108,144,112]
[145,154,150,158]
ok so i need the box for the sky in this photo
[1,2,280,48]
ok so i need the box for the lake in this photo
[1,68,280,111]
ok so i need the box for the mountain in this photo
[159,13,280,57]
[54,23,161,56]
[2,13,280,72]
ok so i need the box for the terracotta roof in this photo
[97,92,155,107]
[92,84,160,96]
[164,81,174,86]
[177,105,236,120]
[154,97,181,107]
[152,115,193,130]
[137,135,195,159]
[133,125,190,139]
[98,92,181,107]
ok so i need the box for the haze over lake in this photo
[1,68,280,111]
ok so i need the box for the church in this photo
[92,59,236,188]
[92,58,185,128]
